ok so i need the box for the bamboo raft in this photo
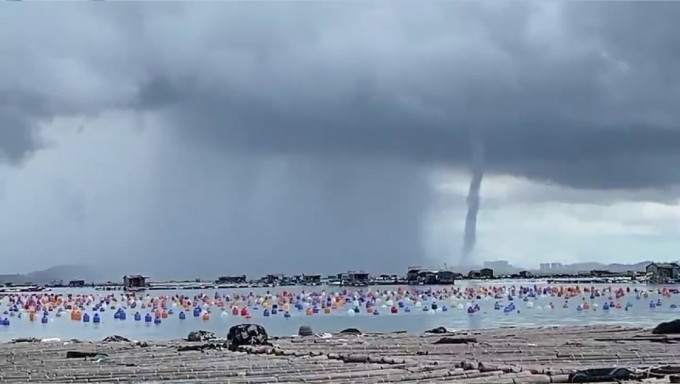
[3,324,680,383]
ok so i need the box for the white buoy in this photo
[526,301,534,308]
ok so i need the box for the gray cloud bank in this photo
[4,2,680,189]
[2,2,680,276]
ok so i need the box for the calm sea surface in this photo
[0,282,676,342]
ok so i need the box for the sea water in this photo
[0,282,673,342]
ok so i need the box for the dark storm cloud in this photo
[2,2,680,189]
[128,2,680,191]
[2,2,680,276]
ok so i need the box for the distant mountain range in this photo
[477,260,656,275]
[0,265,116,285]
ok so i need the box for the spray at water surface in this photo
[461,134,484,268]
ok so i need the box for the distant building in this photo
[348,271,370,285]
[646,262,680,284]
[68,279,85,287]
[551,262,564,270]
[216,275,247,284]
[590,270,616,277]
[262,274,284,285]
[539,263,551,271]
[407,267,423,283]
[436,270,456,284]
[468,268,494,280]
[480,268,494,279]
[302,274,321,285]
[123,275,148,291]
[418,270,438,284]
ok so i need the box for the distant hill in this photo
[0,264,116,285]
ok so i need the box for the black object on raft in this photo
[653,319,680,334]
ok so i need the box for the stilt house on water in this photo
[123,275,148,292]
[302,274,322,286]
[646,262,680,284]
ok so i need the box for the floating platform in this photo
[2,324,680,383]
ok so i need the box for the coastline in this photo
[3,324,680,383]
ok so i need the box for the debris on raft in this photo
[66,351,107,359]
[12,337,40,343]
[338,328,362,335]
[101,335,130,343]
[186,330,217,342]
[227,323,270,351]
[653,319,680,334]
[432,336,477,344]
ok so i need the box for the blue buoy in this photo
[41,315,48,324]
[145,313,153,322]
[168,309,174,315]
[284,311,291,318]
[134,312,142,321]
[271,308,278,315]
[179,311,186,320]
[83,313,90,323]
[263,309,270,317]
[193,307,201,317]
[99,307,105,312]
[404,307,411,313]
[114,311,121,319]
[154,317,161,325]
[2,318,9,326]
[119,311,126,320]
[93,313,101,324]
[373,310,379,315]
[441,305,448,312]
[431,303,438,310]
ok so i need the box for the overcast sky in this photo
[1,2,680,279]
